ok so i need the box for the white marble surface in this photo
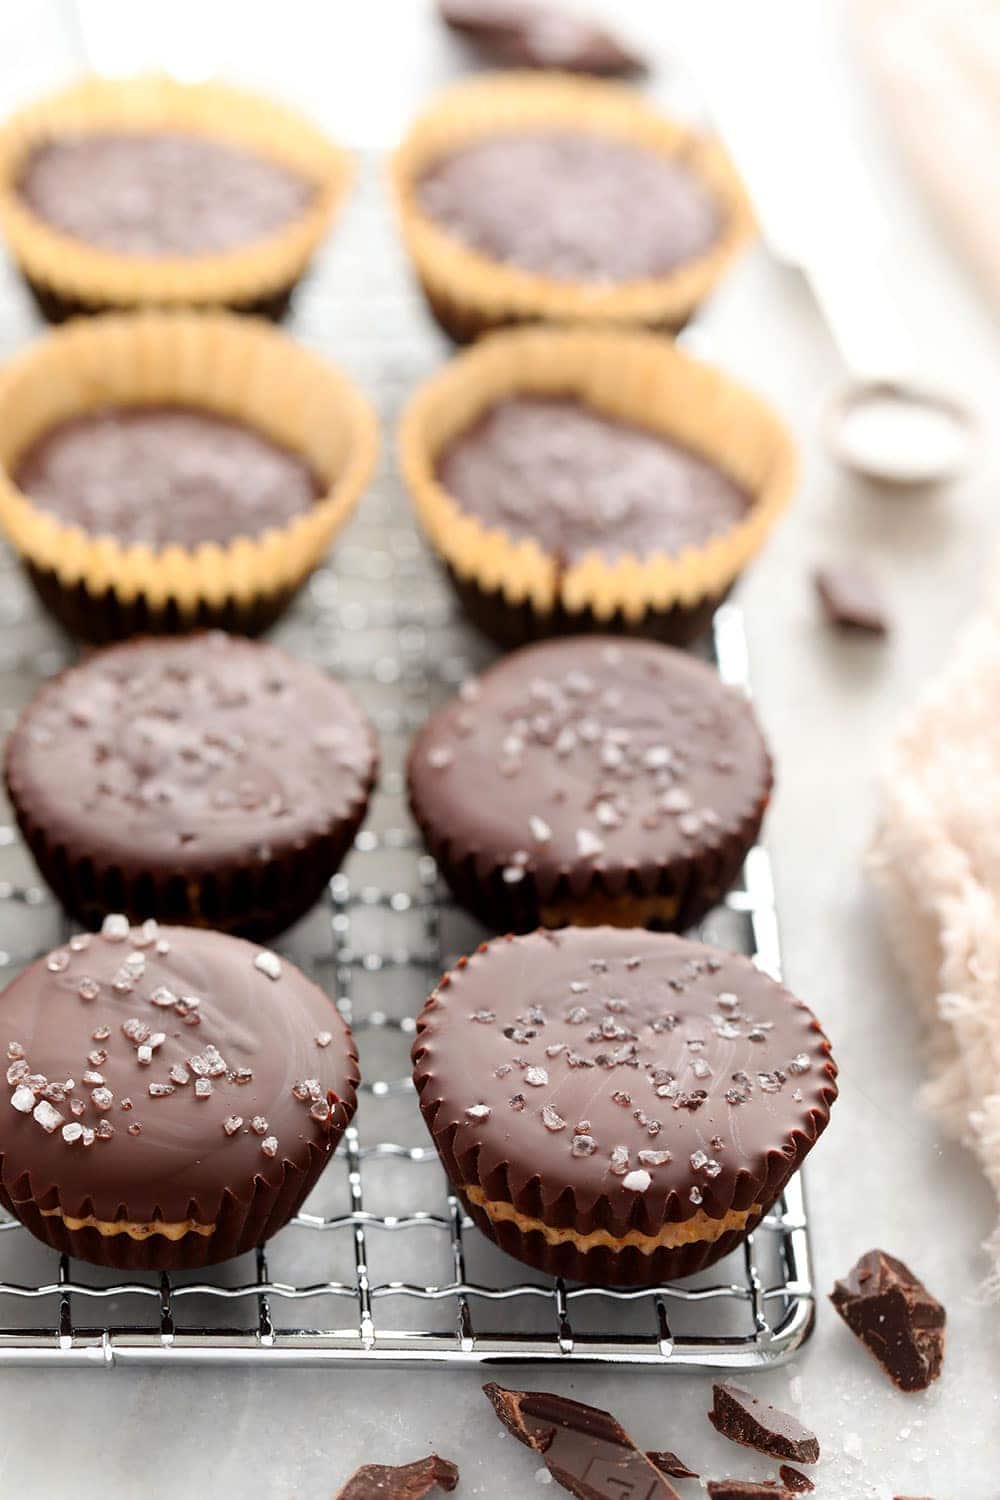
[0,3,997,1496]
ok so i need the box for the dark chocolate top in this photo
[408,637,771,901]
[413,928,837,1228]
[16,131,315,257]
[5,633,376,875]
[12,403,323,549]
[439,0,645,76]
[0,921,357,1223]
[416,130,721,282]
[435,395,750,563]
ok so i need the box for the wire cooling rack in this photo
[0,157,814,1368]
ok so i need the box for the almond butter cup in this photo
[399,326,796,649]
[0,311,377,642]
[5,634,378,940]
[0,923,358,1271]
[407,637,772,934]
[0,75,352,320]
[413,929,837,1286]
[391,73,753,342]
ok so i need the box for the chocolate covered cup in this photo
[5,633,378,940]
[413,928,837,1286]
[0,921,358,1270]
[0,311,377,641]
[399,325,796,648]
[391,73,753,342]
[408,636,772,933]
[0,75,352,320]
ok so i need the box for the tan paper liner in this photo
[390,72,755,339]
[398,325,797,626]
[0,75,352,313]
[0,310,378,629]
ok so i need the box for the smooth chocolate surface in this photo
[439,0,645,75]
[709,1385,819,1465]
[414,928,837,1231]
[830,1249,945,1392]
[814,564,889,634]
[484,1383,682,1500]
[17,131,315,257]
[12,403,323,550]
[6,633,375,878]
[408,637,771,924]
[417,131,721,282]
[436,395,750,564]
[0,921,357,1225]
[335,1455,459,1499]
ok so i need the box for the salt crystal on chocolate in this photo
[261,1136,279,1157]
[10,1085,34,1113]
[622,1169,651,1193]
[101,914,130,942]
[33,1100,63,1132]
[541,1105,565,1131]
[77,976,100,1002]
[254,951,282,981]
[223,1115,243,1136]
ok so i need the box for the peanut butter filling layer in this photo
[464,1183,760,1254]
[41,1207,214,1241]
[540,892,680,930]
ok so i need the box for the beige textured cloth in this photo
[871,601,1000,1294]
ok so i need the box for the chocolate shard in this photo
[779,1468,814,1494]
[814,564,889,634]
[706,1483,793,1499]
[438,0,645,76]
[483,1383,681,1499]
[708,1384,819,1465]
[334,1455,459,1499]
[646,1450,699,1480]
[830,1249,945,1392]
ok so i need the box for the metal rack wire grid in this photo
[0,157,814,1369]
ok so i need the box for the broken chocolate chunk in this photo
[334,1455,459,1499]
[779,1468,814,1494]
[708,1384,819,1465]
[814,564,889,634]
[830,1249,945,1392]
[483,1382,681,1499]
[706,1483,792,1499]
[646,1450,699,1480]
[438,0,645,76]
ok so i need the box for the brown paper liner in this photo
[399,325,796,642]
[0,311,378,641]
[390,72,754,342]
[0,75,352,317]
[0,1094,357,1272]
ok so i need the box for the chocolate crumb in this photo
[646,1450,698,1480]
[438,0,645,77]
[708,1383,819,1464]
[779,1468,814,1494]
[483,1382,681,1498]
[706,1484,793,1499]
[830,1249,945,1392]
[814,564,889,634]
[334,1453,459,1498]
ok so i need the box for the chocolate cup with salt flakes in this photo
[0,75,352,321]
[407,636,772,934]
[0,311,377,643]
[390,73,753,343]
[5,634,378,941]
[399,326,797,650]
[0,921,358,1271]
[413,928,837,1287]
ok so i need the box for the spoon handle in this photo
[804,254,916,384]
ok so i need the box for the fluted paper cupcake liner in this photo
[391,72,754,341]
[0,75,352,318]
[0,310,378,641]
[399,325,796,644]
